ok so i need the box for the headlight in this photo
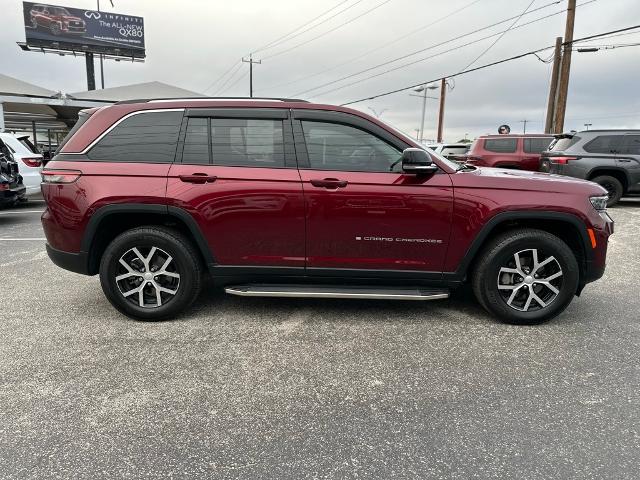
[590,195,608,211]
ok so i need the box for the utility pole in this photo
[519,119,529,134]
[553,0,576,133]
[436,78,447,143]
[242,54,262,98]
[544,36,563,133]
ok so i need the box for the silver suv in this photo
[540,130,640,206]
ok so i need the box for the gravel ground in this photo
[0,198,638,479]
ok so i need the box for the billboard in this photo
[22,2,145,58]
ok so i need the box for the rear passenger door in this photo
[619,134,640,192]
[166,109,306,270]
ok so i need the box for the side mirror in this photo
[401,148,438,174]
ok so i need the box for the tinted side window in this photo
[182,117,209,164]
[621,135,640,155]
[301,120,402,172]
[87,111,183,163]
[211,118,284,167]
[524,137,553,153]
[583,135,624,154]
[484,138,517,153]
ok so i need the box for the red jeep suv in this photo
[464,134,554,171]
[42,99,613,324]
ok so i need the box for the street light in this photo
[412,83,438,144]
[584,123,592,130]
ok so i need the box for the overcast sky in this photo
[2,0,640,141]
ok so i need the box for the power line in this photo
[211,62,244,95]
[458,0,536,72]
[203,61,241,94]
[307,6,577,99]
[291,0,566,97]
[339,23,640,106]
[259,0,484,93]
[251,0,354,54]
[218,70,250,95]
[202,0,358,94]
[263,0,394,61]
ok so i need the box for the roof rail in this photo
[114,97,309,105]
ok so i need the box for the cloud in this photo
[2,0,639,140]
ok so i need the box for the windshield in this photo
[51,7,71,15]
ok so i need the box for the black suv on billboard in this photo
[30,4,86,36]
[540,130,640,206]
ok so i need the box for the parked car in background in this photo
[0,144,26,207]
[463,134,554,171]
[41,98,613,325]
[29,4,86,35]
[540,130,640,206]
[0,133,43,197]
[426,143,470,161]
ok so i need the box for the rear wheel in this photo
[472,229,579,324]
[99,227,202,321]
[591,175,623,207]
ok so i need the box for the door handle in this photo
[310,178,348,189]
[179,173,217,184]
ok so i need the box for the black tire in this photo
[99,227,202,321]
[591,175,623,207]
[50,23,61,35]
[471,228,579,325]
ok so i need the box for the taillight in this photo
[21,157,43,168]
[0,184,8,191]
[550,156,577,164]
[41,169,82,184]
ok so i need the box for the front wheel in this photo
[99,227,202,321]
[472,229,579,324]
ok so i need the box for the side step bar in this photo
[224,284,449,301]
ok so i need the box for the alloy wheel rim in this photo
[496,248,563,312]
[115,246,180,308]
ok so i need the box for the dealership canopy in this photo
[0,74,203,146]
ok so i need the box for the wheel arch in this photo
[587,168,629,192]
[454,211,593,286]
[82,204,215,275]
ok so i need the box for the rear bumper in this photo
[0,185,26,205]
[46,243,90,275]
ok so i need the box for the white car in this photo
[426,143,470,161]
[0,133,43,197]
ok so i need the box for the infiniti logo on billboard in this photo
[84,10,101,19]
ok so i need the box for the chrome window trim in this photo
[63,108,184,155]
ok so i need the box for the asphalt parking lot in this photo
[1,198,639,479]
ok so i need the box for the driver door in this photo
[292,110,453,275]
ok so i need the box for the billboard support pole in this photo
[97,0,104,89]
[86,52,96,90]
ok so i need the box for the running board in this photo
[224,284,449,301]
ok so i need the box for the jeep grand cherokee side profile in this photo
[42,99,614,324]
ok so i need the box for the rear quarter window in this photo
[484,138,517,153]
[583,135,625,154]
[87,110,184,163]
